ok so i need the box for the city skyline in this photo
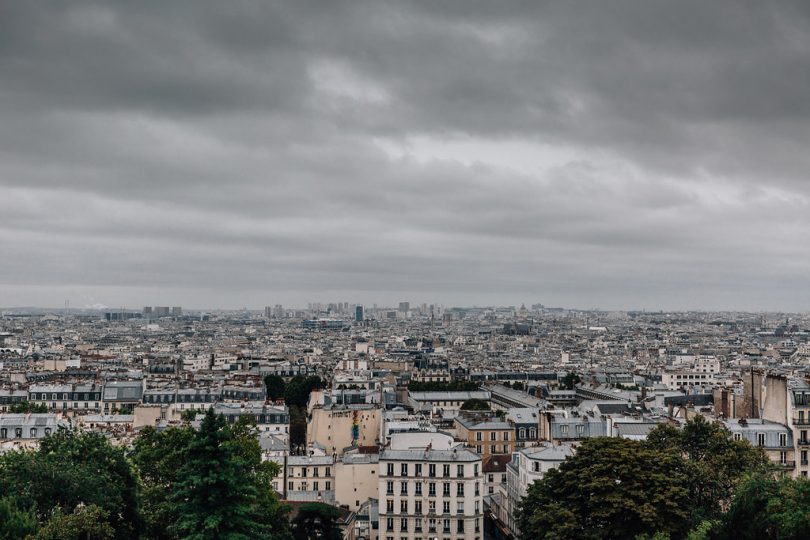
[3,1,810,311]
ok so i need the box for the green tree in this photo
[0,496,38,539]
[8,402,48,413]
[560,372,581,390]
[717,473,810,540]
[34,504,115,540]
[291,503,342,540]
[517,438,691,540]
[181,409,199,421]
[263,375,286,401]
[512,382,525,391]
[460,399,490,411]
[407,380,479,392]
[284,376,325,407]
[130,425,195,539]
[169,408,270,539]
[645,416,770,525]
[0,429,139,539]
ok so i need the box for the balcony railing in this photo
[792,418,810,426]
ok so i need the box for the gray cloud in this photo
[1,0,810,310]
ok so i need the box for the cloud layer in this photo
[2,1,810,310]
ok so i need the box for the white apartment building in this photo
[502,443,575,538]
[378,448,484,540]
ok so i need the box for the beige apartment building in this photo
[454,415,515,457]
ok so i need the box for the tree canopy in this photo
[517,437,691,540]
[291,503,342,540]
[517,416,771,540]
[460,399,490,411]
[264,374,286,401]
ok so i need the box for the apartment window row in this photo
[385,462,473,478]
[385,517,479,534]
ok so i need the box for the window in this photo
[488,473,494,483]
[560,425,569,434]
[387,463,395,476]
[387,481,394,495]
[802,450,808,466]
[313,467,320,477]
[457,502,464,514]
[519,428,526,439]
[325,481,331,490]
[443,482,450,496]
[400,518,408,532]
[456,483,464,496]
[490,445,496,454]
[504,432,509,441]
[475,482,480,496]
[443,464,450,477]
[401,481,408,495]
[288,481,293,491]
[415,463,422,476]
[325,467,331,477]
[386,518,394,532]
[758,433,766,447]
[474,464,479,476]
[457,464,464,477]
[401,463,408,476]
[415,482,423,495]
[457,520,465,533]
[429,464,436,477]
[443,519,451,533]
[490,432,496,441]
[443,501,450,514]
[475,518,481,533]
[301,467,307,478]
[415,500,422,515]
[30,428,37,437]
[386,500,394,513]
[733,433,741,441]
[429,501,436,514]
[780,433,788,447]
[429,482,436,496]
[476,432,482,441]
[428,519,436,533]
[781,451,788,464]
[529,428,536,439]
[313,481,319,491]
[476,445,482,454]
[576,424,585,434]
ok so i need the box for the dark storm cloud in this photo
[1,0,810,310]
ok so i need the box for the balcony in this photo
[780,460,796,468]
[793,417,810,427]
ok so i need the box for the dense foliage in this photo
[283,375,325,449]
[0,410,289,540]
[517,416,771,540]
[291,503,342,540]
[560,372,581,390]
[8,402,49,413]
[407,380,480,391]
[264,374,286,401]
[460,398,490,411]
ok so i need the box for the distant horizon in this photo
[2,301,808,316]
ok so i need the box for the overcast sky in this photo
[2,1,810,311]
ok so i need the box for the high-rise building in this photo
[264,306,272,318]
[143,306,153,318]
[399,302,410,313]
[171,307,182,317]
[154,306,171,317]
[355,305,364,322]
[273,304,284,318]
